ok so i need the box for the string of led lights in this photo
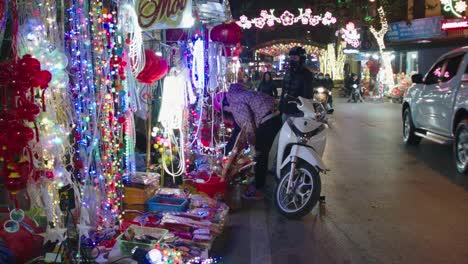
[236,8,337,29]
[441,0,467,18]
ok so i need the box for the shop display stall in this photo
[0,0,249,263]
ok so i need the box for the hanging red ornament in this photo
[16,97,41,122]
[31,70,52,89]
[210,22,243,46]
[137,50,169,84]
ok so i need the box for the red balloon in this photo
[210,22,243,45]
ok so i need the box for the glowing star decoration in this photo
[338,22,361,48]
[441,0,467,17]
[236,8,337,29]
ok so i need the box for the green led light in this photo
[441,0,467,18]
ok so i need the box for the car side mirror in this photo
[412,74,424,84]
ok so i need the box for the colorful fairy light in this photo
[441,0,467,17]
[236,8,337,29]
[17,16,77,228]
[256,42,322,57]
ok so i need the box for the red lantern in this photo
[210,22,243,46]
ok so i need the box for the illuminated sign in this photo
[137,0,194,30]
[338,22,361,48]
[441,19,468,30]
[236,8,337,29]
[441,0,467,18]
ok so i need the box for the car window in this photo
[442,55,463,82]
[425,60,446,85]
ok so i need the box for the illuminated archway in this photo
[255,39,324,57]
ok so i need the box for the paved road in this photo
[212,99,468,264]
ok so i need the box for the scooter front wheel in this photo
[274,162,321,219]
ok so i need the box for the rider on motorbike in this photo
[280,47,315,122]
[347,73,363,102]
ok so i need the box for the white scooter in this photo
[272,96,331,219]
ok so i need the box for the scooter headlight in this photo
[316,87,326,93]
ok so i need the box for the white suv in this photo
[403,46,468,174]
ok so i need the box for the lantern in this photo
[210,22,243,46]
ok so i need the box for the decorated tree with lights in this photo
[369,6,394,97]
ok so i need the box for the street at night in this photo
[214,99,468,264]
[2,0,468,263]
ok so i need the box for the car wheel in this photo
[403,108,421,146]
[454,120,468,174]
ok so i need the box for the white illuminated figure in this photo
[158,67,192,178]
[339,22,361,48]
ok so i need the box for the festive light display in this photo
[65,0,137,229]
[369,7,389,52]
[256,42,322,57]
[319,42,345,80]
[158,69,190,178]
[441,0,467,18]
[369,7,394,97]
[338,22,361,48]
[18,18,75,228]
[236,8,337,29]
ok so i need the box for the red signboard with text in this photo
[441,19,468,30]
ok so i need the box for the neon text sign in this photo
[441,19,468,30]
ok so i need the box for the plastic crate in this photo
[147,196,188,212]
[117,225,168,255]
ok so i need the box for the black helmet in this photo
[289,46,306,62]
[289,46,306,56]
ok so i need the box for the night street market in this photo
[0,0,467,263]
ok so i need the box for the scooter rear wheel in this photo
[274,162,321,219]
